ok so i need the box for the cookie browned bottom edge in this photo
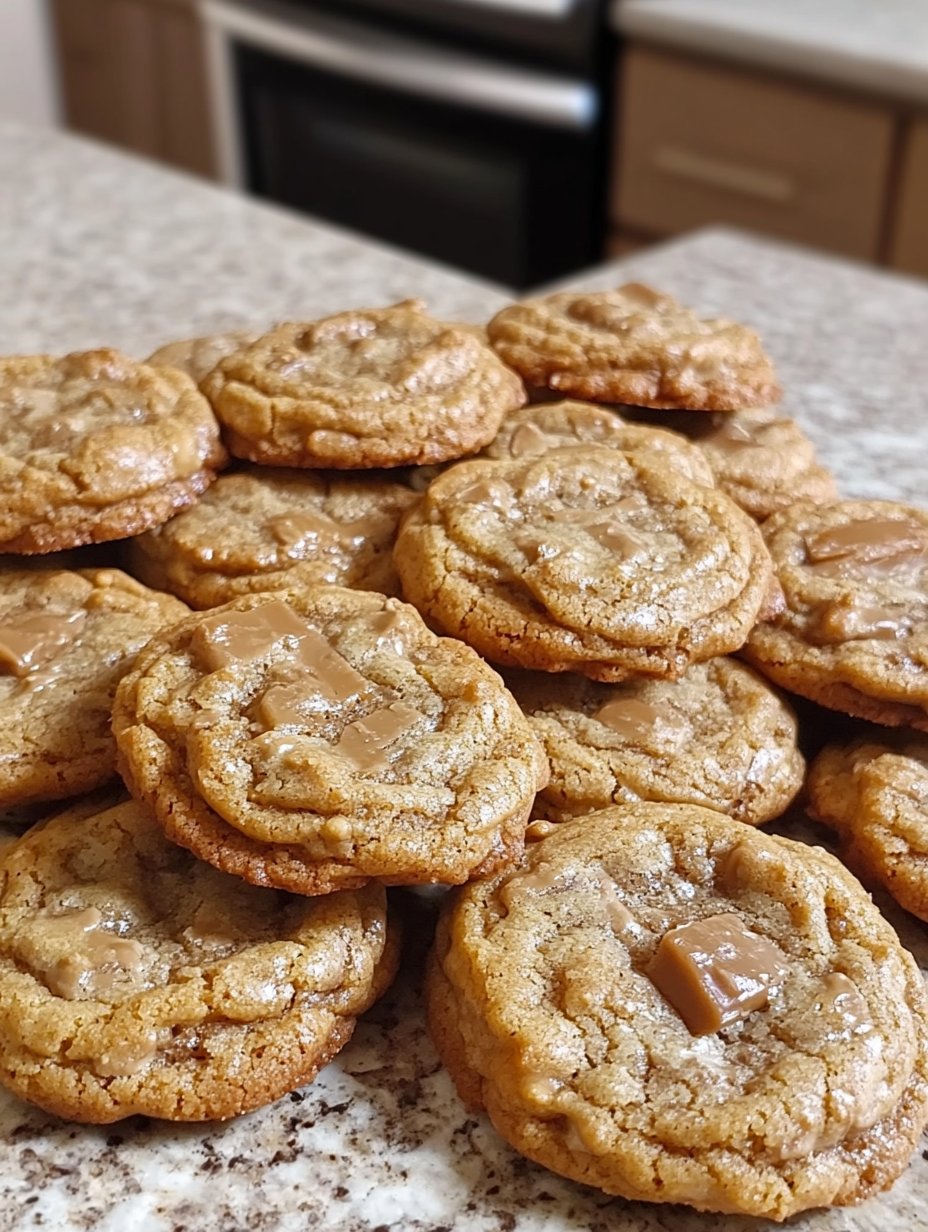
[222,431,488,471]
[740,649,928,733]
[0,468,224,555]
[0,749,121,811]
[117,735,532,896]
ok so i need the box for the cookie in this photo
[0,349,227,553]
[0,798,398,1123]
[113,586,548,895]
[394,447,778,682]
[808,736,928,923]
[0,568,187,808]
[200,301,526,468]
[427,803,928,1220]
[508,657,803,825]
[481,401,715,486]
[743,500,928,730]
[486,283,780,410]
[686,409,838,521]
[125,466,419,608]
[147,328,257,384]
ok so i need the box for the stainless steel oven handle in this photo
[201,0,597,130]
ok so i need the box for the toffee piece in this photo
[744,500,928,729]
[486,283,780,409]
[0,798,399,1122]
[427,803,928,1220]
[113,586,548,895]
[394,448,777,682]
[0,349,227,553]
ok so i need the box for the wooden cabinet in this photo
[612,47,895,262]
[891,118,928,278]
[50,0,216,178]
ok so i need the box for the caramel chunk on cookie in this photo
[126,466,419,608]
[200,301,525,468]
[481,401,715,485]
[0,350,227,553]
[147,329,257,384]
[113,587,547,895]
[394,448,776,681]
[428,803,928,1219]
[509,657,803,825]
[744,500,928,729]
[0,568,187,807]
[0,798,398,1122]
[809,736,928,923]
[486,284,780,409]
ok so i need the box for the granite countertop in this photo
[3,123,928,1232]
[612,0,928,105]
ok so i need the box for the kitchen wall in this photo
[0,0,58,125]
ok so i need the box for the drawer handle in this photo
[652,146,796,204]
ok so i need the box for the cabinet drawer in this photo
[613,47,894,260]
[890,118,928,278]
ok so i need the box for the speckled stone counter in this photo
[3,123,928,1232]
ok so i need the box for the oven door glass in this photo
[235,42,600,287]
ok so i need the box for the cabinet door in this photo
[51,0,161,158]
[890,118,928,278]
[156,5,217,177]
[613,47,895,261]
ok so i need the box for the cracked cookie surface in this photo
[200,301,525,468]
[427,803,928,1220]
[394,447,776,681]
[126,465,419,608]
[481,401,715,485]
[744,500,928,729]
[0,798,398,1122]
[0,568,187,807]
[486,284,780,409]
[0,349,227,553]
[508,657,803,825]
[808,736,928,923]
[113,586,547,895]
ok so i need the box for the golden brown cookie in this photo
[509,657,803,825]
[686,409,837,521]
[200,301,526,468]
[394,447,777,682]
[0,349,227,553]
[146,328,258,384]
[428,803,928,1220]
[0,798,398,1123]
[486,283,780,410]
[125,466,419,608]
[808,736,928,923]
[113,586,548,895]
[0,568,187,808]
[481,401,715,485]
[743,500,928,730]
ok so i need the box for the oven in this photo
[202,0,611,287]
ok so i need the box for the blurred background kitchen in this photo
[4,0,928,288]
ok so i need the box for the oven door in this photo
[203,0,602,287]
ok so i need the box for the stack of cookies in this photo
[0,285,926,1223]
